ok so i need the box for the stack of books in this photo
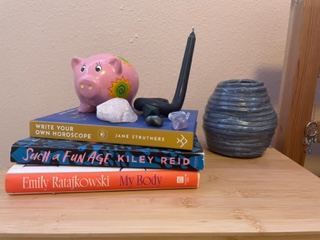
[5,107,204,194]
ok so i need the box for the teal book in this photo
[10,136,204,170]
[29,108,198,150]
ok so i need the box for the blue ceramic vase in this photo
[203,79,277,158]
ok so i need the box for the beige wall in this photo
[0,0,290,169]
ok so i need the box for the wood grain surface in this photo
[1,147,320,239]
[274,0,320,165]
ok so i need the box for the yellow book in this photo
[29,108,197,150]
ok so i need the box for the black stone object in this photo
[142,104,161,118]
[145,115,164,127]
[203,79,278,158]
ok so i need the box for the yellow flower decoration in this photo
[108,76,131,98]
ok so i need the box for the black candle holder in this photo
[134,29,196,119]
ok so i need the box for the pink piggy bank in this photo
[71,53,139,112]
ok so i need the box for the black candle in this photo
[134,28,196,116]
[172,28,196,104]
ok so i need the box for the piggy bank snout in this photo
[77,78,99,98]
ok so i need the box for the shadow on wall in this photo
[254,66,282,108]
[254,66,282,147]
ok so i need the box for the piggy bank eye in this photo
[80,65,86,72]
[95,65,102,72]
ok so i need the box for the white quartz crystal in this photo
[96,98,138,123]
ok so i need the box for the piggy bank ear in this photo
[108,57,122,74]
[71,57,83,69]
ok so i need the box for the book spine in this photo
[29,121,194,150]
[11,145,204,171]
[5,169,199,194]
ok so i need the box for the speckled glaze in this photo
[203,79,277,158]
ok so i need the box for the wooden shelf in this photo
[1,147,320,239]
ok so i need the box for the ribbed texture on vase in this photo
[203,79,277,158]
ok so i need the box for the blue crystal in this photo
[168,111,189,130]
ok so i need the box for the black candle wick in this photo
[134,29,196,117]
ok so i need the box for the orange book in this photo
[5,164,200,194]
